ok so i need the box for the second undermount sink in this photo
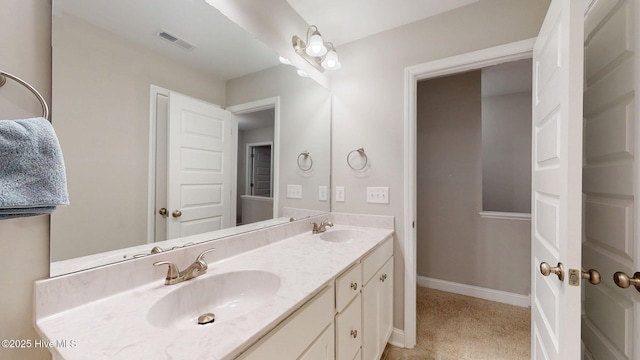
[147,270,281,330]
[319,229,371,243]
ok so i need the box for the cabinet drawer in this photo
[335,294,362,360]
[362,237,393,285]
[238,285,335,360]
[335,262,362,313]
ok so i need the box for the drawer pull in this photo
[350,282,358,291]
[350,329,358,339]
[380,273,387,282]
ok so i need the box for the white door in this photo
[582,0,640,359]
[531,0,584,359]
[167,91,236,239]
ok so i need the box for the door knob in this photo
[158,208,167,216]
[613,271,640,292]
[581,269,601,285]
[540,262,564,281]
[172,210,182,218]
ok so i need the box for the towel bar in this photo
[0,70,50,121]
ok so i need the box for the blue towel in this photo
[0,117,69,219]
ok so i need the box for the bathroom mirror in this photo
[50,0,331,276]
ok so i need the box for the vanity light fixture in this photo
[292,25,342,72]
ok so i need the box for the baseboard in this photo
[388,328,405,348]
[417,276,531,308]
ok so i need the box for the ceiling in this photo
[286,0,479,46]
[55,0,280,80]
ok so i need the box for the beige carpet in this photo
[384,287,530,360]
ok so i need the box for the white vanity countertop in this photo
[36,224,393,360]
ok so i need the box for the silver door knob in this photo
[581,269,601,285]
[540,262,564,281]
[158,208,167,216]
[172,210,182,218]
[613,271,640,292]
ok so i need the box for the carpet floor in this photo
[383,287,530,360]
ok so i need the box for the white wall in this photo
[50,14,226,261]
[0,1,52,359]
[330,0,550,331]
[226,65,332,215]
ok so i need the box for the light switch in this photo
[335,186,345,202]
[366,187,389,204]
[318,186,328,201]
[287,184,302,199]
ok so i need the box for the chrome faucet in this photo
[311,219,334,234]
[153,248,216,285]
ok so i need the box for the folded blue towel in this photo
[0,117,69,219]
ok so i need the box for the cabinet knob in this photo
[350,329,358,339]
[380,273,387,282]
[350,282,358,291]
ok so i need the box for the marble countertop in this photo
[36,224,393,360]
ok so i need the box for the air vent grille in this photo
[156,30,196,51]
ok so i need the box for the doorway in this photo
[403,38,535,348]
[227,97,280,226]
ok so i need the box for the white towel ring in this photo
[297,151,313,172]
[0,70,50,121]
[347,147,367,171]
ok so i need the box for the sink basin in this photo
[319,229,370,243]
[147,270,281,329]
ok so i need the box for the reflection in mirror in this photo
[50,0,331,276]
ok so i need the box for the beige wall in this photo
[416,72,531,296]
[482,91,532,213]
[331,0,550,330]
[50,14,226,261]
[0,1,52,359]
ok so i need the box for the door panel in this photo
[167,92,236,239]
[531,0,584,359]
[582,0,639,359]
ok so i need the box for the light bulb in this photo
[305,34,327,57]
[321,50,341,70]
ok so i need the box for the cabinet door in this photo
[336,294,362,360]
[299,323,335,360]
[362,257,393,360]
[378,257,393,351]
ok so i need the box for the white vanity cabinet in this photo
[236,236,394,360]
[237,285,335,360]
[361,238,394,360]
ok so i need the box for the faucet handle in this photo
[196,248,217,262]
[154,261,180,282]
[311,221,320,233]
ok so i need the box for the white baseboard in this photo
[388,328,405,348]
[417,276,530,308]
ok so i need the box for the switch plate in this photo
[335,186,345,202]
[318,186,328,201]
[287,184,302,199]
[367,187,389,204]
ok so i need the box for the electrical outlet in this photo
[335,186,345,202]
[287,184,302,199]
[367,187,389,204]
[318,186,327,201]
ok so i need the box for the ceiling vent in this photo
[156,30,197,51]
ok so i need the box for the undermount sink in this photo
[319,229,371,243]
[147,270,281,329]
